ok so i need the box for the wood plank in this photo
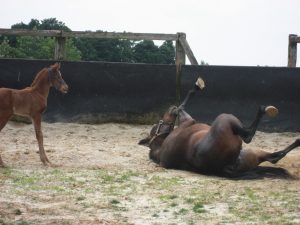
[54,37,66,60]
[178,35,198,65]
[294,36,300,43]
[0,28,61,37]
[0,28,177,41]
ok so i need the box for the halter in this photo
[148,120,174,147]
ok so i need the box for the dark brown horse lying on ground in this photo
[139,105,300,178]
[0,63,68,167]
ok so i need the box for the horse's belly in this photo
[13,107,30,117]
[12,92,32,117]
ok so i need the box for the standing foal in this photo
[0,63,68,166]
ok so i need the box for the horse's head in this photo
[138,106,178,147]
[48,63,69,94]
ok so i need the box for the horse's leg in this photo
[235,139,300,172]
[232,105,277,143]
[0,111,13,167]
[261,139,300,164]
[32,114,51,166]
[177,108,195,127]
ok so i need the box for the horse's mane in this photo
[31,68,47,87]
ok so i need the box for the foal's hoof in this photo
[265,106,278,117]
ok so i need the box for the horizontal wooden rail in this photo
[0,28,199,66]
[0,28,178,41]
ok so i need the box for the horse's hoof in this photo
[195,77,205,90]
[265,106,278,117]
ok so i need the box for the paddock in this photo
[0,58,300,224]
[0,121,300,224]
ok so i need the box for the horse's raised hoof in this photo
[265,106,278,117]
[195,77,205,90]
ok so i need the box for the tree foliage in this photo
[0,18,175,64]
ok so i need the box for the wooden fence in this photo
[0,29,198,65]
[288,34,300,67]
[0,28,199,101]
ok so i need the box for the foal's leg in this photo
[32,114,51,166]
[0,111,13,167]
[232,105,278,143]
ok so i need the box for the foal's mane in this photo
[30,68,48,87]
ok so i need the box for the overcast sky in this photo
[1,0,299,66]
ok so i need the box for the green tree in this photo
[1,17,177,64]
[0,37,21,58]
[158,41,175,64]
[133,40,161,64]
[0,18,80,60]
[74,36,134,62]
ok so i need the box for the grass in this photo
[0,167,299,224]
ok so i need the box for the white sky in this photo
[1,0,299,66]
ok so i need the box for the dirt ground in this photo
[0,121,299,225]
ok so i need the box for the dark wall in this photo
[0,59,177,123]
[180,65,300,132]
[0,58,299,131]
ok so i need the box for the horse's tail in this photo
[222,166,295,180]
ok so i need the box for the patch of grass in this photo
[174,208,189,215]
[110,199,120,205]
[146,175,181,190]
[193,202,206,213]
[244,187,256,201]
[170,202,178,207]
[152,213,159,218]
[76,196,86,201]
[13,175,36,186]
[160,194,178,201]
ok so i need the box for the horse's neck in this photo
[31,70,50,98]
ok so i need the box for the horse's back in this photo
[0,88,14,110]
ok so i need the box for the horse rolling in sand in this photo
[139,81,300,178]
[0,63,68,167]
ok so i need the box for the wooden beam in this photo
[289,34,300,43]
[175,33,186,103]
[288,34,297,67]
[178,35,198,65]
[0,28,61,37]
[54,37,66,60]
[0,28,177,41]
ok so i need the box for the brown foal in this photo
[0,63,68,167]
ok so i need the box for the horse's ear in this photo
[138,136,151,147]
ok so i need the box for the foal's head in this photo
[48,63,69,94]
[138,106,178,147]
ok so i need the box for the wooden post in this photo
[178,35,198,65]
[288,34,297,67]
[54,36,66,60]
[175,33,186,103]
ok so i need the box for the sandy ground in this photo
[0,121,300,225]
